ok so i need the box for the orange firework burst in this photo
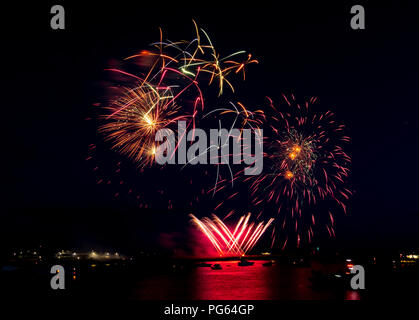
[99,84,185,167]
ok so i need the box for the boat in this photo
[238,258,254,266]
[211,263,222,270]
[262,261,273,267]
[195,262,212,267]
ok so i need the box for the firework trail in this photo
[185,101,266,194]
[212,94,351,248]
[190,213,274,256]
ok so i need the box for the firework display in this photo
[92,21,351,252]
[8,2,418,305]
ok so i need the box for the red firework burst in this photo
[213,94,352,248]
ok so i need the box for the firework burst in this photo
[97,20,257,168]
[99,83,187,167]
[212,94,351,248]
[190,213,274,256]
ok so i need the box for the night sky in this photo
[2,1,419,255]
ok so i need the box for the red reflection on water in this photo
[192,261,273,300]
[131,260,356,300]
[345,290,361,300]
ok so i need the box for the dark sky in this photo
[1,1,418,254]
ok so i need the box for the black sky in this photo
[1,1,419,254]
